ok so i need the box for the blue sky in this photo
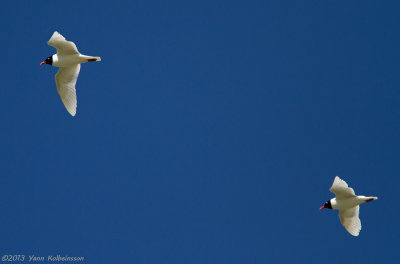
[1,0,399,263]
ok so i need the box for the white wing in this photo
[329,176,356,199]
[48,31,79,55]
[55,65,80,116]
[338,206,361,236]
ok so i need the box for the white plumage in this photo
[41,31,101,116]
[320,176,377,236]
[48,31,80,56]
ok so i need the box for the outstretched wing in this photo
[55,65,81,116]
[329,176,356,199]
[48,31,79,55]
[338,206,361,236]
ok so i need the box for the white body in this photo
[326,176,377,236]
[52,54,99,68]
[45,31,101,116]
[330,196,374,210]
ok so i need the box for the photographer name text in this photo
[2,255,84,262]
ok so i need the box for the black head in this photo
[319,200,332,210]
[40,56,53,66]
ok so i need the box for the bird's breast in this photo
[332,197,364,210]
[52,54,85,67]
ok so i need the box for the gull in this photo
[40,31,101,116]
[320,176,377,236]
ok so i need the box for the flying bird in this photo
[320,176,377,236]
[40,31,101,116]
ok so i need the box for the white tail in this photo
[366,196,378,203]
[86,56,101,62]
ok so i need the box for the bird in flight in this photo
[40,31,101,116]
[320,176,377,236]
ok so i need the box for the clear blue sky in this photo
[1,0,399,263]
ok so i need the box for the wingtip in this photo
[51,31,60,37]
[67,109,76,116]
